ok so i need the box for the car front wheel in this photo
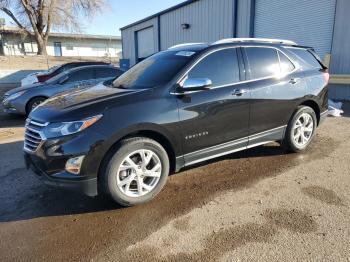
[101,137,170,206]
[283,106,317,153]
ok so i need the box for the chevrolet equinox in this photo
[24,38,329,206]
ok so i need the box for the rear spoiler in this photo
[291,45,328,70]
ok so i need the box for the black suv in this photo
[24,38,329,206]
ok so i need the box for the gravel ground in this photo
[0,104,349,261]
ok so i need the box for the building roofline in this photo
[0,27,121,41]
[120,0,199,30]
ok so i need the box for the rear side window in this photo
[278,51,295,74]
[245,47,280,79]
[287,48,322,69]
[95,68,118,79]
[188,48,240,87]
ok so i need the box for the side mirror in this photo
[58,75,69,85]
[176,78,212,93]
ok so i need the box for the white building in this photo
[0,26,122,58]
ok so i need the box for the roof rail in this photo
[212,38,297,45]
[168,43,204,49]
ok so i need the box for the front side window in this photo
[113,50,194,89]
[95,68,118,79]
[188,48,240,87]
[67,68,94,83]
[245,47,280,79]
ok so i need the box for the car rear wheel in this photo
[101,137,170,206]
[283,106,317,152]
[26,97,46,114]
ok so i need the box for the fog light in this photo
[65,156,85,175]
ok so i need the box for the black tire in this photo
[100,137,170,206]
[26,97,47,115]
[283,106,317,153]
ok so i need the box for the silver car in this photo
[2,65,122,115]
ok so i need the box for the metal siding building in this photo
[121,0,350,100]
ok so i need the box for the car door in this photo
[242,46,307,146]
[176,47,250,165]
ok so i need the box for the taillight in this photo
[321,69,330,83]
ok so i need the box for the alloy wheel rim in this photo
[292,112,314,147]
[32,100,43,110]
[116,149,162,197]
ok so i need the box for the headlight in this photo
[6,91,26,101]
[43,114,103,138]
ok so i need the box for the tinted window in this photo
[113,50,194,89]
[188,48,239,87]
[287,48,322,69]
[95,67,119,79]
[67,68,94,83]
[278,51,295,74]
[245,47,280,79]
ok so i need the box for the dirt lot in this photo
[0,101,349,261]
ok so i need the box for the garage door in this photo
[254,0,336,59]
[136,27,155,61]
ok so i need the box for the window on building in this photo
[66,45,74,50]
[188,48,240,87]
[278,51,295,74]
[245,47,280,79]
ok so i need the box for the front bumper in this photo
[2,98,25,115]
[24,152,98,196]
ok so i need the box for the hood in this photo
[5,82,45,96]
[29,82,145,122]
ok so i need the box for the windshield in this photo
[45,71,68,84]
[38,65,60,76]
[112,50,195,89]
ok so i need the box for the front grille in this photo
[24,119,48,152]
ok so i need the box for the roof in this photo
[120,0,199,30]
[0,26,121,41]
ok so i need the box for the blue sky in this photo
[0,0,184,36]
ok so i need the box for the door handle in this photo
[289,78,299,85]
[232,89,247,96]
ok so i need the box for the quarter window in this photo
[188,48,240,87]
[278,51,295,74]
[245,47,280,79]
[287,48,322,69]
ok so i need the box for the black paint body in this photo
[24,42,328,196]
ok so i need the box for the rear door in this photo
[243,46,307,145]
[177,47,250,165]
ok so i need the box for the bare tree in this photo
[0,0,106,55]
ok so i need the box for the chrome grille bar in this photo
[24,118,47,153]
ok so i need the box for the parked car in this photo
[3,65,123,115]
[24,38,329,206]
[21,61,111,86]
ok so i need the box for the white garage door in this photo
[254,0,336,59]
[137,27,155,60]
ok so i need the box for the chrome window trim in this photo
[170,45,300,96]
